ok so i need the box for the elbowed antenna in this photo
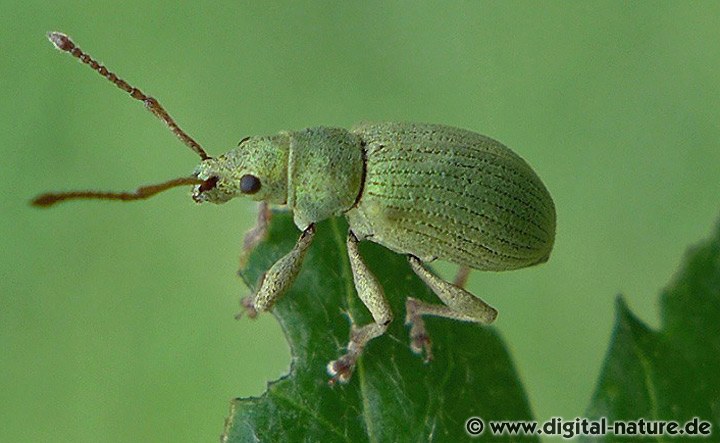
[32,176,204,208]
[47,31,211,161]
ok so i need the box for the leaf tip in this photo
[613,294,632,323]
[612,294,653,338]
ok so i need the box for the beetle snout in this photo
[191,164,237,204]
[192,175,219,203]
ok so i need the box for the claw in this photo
[327,355,356,385]
[405,297,434,362]
[409,319,433,362]
[235,296,258,320]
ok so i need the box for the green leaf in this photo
[222,211,537,442]
[585,221,720,441]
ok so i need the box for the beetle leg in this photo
[239,201,272,268]
[238,223,315,318]
[327,231,393,384]
[453,265,471,288]
[405,256,497,359]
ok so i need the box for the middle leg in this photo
[327,231,393,384]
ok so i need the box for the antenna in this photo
[32,177,204,207]
[47,31,210,160]
[32,32,214,208]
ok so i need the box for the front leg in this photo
[240,223,315,318]
[327,231,393,384]
[239,201,272,268]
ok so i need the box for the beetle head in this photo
[192,134,290,205]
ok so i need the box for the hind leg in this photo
[405,256,497,361]
[453,265,471,288]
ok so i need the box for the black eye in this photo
[240,174,261,194]
[198,176,219,192]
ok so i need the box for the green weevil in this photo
[34,32,556,383]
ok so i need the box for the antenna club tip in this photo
[47,31,74,51]
[31,193,59,208]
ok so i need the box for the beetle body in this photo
[194,122,556,272]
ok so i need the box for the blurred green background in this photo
[2,2,719,442]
